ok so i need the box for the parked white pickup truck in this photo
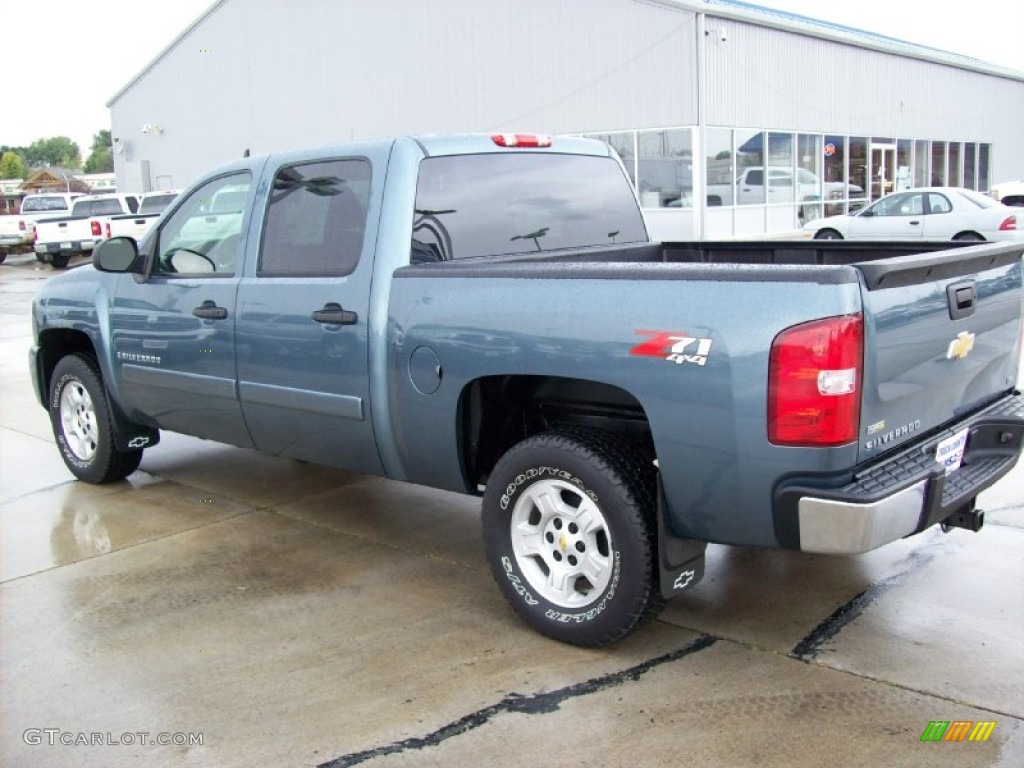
[34,193,140,268]
[104,190,181,242]
[0,216,33,262]
[706,166,863,209]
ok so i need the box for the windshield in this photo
[412,153,646,262]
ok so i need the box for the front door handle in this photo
[193,300,228,320]
[312,302,358,325]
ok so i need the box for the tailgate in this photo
[857,242,1023,462]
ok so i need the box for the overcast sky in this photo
[3,0,1021,159]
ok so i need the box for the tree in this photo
[0,151,27,179]
[23,136,82,169]
[83,129,114,174]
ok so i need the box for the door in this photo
[234,154,384,475]
[109,171,254,446]
[847,191,926,240]
[870,145,896,203]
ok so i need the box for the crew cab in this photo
[29,134,1024,646]
[33,193,140,269]
[105,190,181,242]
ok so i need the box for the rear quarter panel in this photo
[386,264,864,547]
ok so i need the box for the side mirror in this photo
[93,237,141,273]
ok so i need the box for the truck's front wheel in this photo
[482,431,661,646]
[49,354,143,483]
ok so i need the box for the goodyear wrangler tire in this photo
[482,431,661,646]
[49,353,143,484]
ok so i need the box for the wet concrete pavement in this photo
[1,255,1022,767]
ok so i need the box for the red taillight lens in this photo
[91,220,102,237]
[491,133,553,148]
[998,215,1018,231]
[105,222,111,239]
[769,314,863,446]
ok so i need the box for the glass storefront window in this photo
[766,132,794,202]
[979,145,990,192]
[797,133,823,219]
[963,143,976,189]
[735,130,764,205]
[705,127,734,206]
[823,135,847,215]
[637,128,693,208]
[947,142,960,188]
[849,137,868,210]
[897,140,912,191]
[931,141,946,185]
[914,140,929,187]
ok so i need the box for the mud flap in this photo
[656,480,707,599]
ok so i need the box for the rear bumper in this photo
[774,391,1024,554]
[34,240,96,255]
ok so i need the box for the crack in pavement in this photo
[319,633,717,768]
[790,545,941,661]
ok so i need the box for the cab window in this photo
[259,158,371,276]
[153,173,251,276]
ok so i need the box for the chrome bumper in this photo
[775,392,1024,554]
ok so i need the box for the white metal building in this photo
[108,0,1024,240]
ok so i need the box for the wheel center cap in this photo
[558,533,567,553]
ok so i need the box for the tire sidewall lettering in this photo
[499,465,598,511]
[52,373,92,469]
[543,551,621,623]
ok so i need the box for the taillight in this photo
[491,133,553,148]
[768,314,863,446]
[91,220,102,237]
[998,215,1018,231]
[105,222,111,239]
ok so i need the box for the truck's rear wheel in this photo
[49,353,143,483]
[51,253,70,269]
[482,431,661,646]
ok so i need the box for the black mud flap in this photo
[656,481,707,599]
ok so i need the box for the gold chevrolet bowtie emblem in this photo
[946,331,975,361]
[559,533,567,553]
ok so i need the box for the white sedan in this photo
[802,187,1023,242]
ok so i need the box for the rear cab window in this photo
[411,153,647,263]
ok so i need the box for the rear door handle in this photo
[312,302,358,325]
[192,300,228,320]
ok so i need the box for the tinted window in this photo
[259,159,371,276]
[412,153,646,262]
[139,193,178,215]
[126,196,139,213]
[153,172,250,276]
[22,196,70,212]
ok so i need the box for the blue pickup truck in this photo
[29,134,1024,645]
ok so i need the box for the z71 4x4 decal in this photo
[630,330,713,367]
